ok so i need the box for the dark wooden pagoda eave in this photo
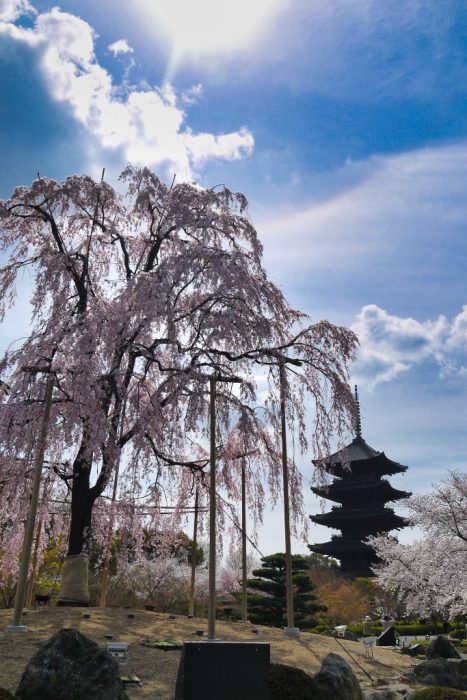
[311,479,411,504]
[313,436,408,477]
[310,507,408,530]
[325,455,407,478]
[309,539,375,554]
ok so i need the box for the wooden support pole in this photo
[25,516,43,609]
[279,361,295,631]
[208,377,217,640]
[188,486,199,617]
[241,458,248,623]
[206,373,242,641]
[7,371,55,631]
[99,458,121,608]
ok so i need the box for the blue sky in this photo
[1,0,467,557]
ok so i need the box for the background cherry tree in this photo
[107,555,209,612]
[0,166,358,604]
[369,470,467,620]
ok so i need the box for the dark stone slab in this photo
[175,641,270,700]
[376,626,397,646]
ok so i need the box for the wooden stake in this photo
[8,371,54,631]
[279,361,294,631]
[241,458,248,623]
[188,486,199,617]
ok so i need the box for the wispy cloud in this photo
[181,83,203,105]
[0,5,254,179]
[209,0,467,100]
[258,141,467,284]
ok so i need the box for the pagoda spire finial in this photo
[354,385,362,438]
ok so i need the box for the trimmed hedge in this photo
[312,621,452,637]
[346,622,449,637]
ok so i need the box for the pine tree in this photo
[243,553,325,628]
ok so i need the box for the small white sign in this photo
[107,642,129,661]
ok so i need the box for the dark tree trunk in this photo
[57,439,104,605]
[66,441,96,557]
[67,478,95,557]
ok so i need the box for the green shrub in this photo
[450,630,466,640]
[346,621,449,637]
[347,623,383,635]
[410,688,467,699]
[269,663,326,700]
[396,623,447,636]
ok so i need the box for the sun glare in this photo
[135,0,286,77]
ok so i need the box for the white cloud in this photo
[0,0,34,22]
[352,304,467,387]
[0,7,254,179]
[185,126,254,165]
[447,307,467,352]
[107,38,134,56]
[181,83,203,105]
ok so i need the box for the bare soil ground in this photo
[0,607,418,698]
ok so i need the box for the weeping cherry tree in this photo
[0,167,358,604]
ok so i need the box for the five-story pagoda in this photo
[308,388,411,577]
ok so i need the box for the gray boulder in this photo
[15,627,128,700]
[0,689,14,700]
[314,652,363,700]
[451,658,467,678]
[406,658,467,690]
[426,634,461,659]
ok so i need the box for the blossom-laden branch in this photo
[0,167,358,575]
[369,470,467,619]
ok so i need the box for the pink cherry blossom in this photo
[0,168,358,595]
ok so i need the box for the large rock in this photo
[364,686,411,700]
[426,635,461,660]
[450,658,467,678]
[406,658,467,690]
[314,653,363,700]
[15,628,128,700]
[0,689,14,700]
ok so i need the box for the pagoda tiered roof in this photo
[310,537,375,558]
[316,435,408,478]
[311,537,378,578]
[308,386,411,578]
[311,477,410,505]
[311,505,407,531]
